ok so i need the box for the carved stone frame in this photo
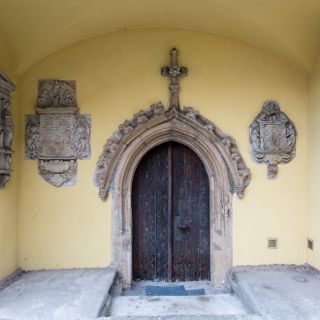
[25,80,91,187]
[96,105,250,287]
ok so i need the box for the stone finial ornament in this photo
[161,47,188,111]
[25,80,91,187]
[249,100,296,179]
[0,71,16,188]
[95,49,251,200]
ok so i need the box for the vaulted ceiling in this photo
[1,0,320,75]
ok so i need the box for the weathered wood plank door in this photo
[132,142,210,281]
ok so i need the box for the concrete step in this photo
[103,315,265,320]
[0,268,118,320]
[226,268,320,320]
[109,294,253,317]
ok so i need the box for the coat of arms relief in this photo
[25,80,91,187]
[249,100,296,179]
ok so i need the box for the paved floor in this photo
[107,317,264,320]
[229,267,320,320]
[111,281,249,318]
[0,268,116,320]
[0,265,320,320]
[109,294,249,317]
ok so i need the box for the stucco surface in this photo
[17,29,308,271]
[1,0,320,74]
[308,53,320,270]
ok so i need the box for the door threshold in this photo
[119,280,228,296]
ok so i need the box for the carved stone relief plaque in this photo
[0,71,16,188]
[249,100,296,179]
[25,80,90,186]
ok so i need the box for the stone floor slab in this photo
[109,294,249,317]
[0,267,116,320]
[229,269,320,320]
[106,315,265,320]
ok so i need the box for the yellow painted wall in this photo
[308,54,320,269]
[17,29,308,271]
[0,31,19,280]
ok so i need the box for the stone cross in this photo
[161,48,188,111]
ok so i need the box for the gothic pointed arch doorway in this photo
[94,49,251,287]
[132,141,210,282]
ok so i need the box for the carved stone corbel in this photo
[25,80,91,186]
[0,71,16,188]
[249,100,296,179]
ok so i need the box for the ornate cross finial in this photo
[161,48,188,111]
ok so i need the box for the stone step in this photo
[109,294,252,317]
[102,315,265,320]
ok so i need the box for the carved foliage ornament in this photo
[95,48,250,200]
[25,80,91,187]
[249,100,296,179]
[95,102,251,200]
[0,71,16,188]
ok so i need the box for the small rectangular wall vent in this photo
[267,238,278,249]
[308,239,314,250]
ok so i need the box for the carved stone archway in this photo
[94,49,250,287]
[95,102,250,287]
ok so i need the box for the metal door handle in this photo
[177,224,189,231]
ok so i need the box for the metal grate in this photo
[267,238,278,249]
[308,239,314,250]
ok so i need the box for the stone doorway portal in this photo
[95,49,251,287]
[132,141,210,282]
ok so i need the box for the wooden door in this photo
[132,142,210,281]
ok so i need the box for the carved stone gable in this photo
[0,71,16,188]
[249,100,296,179]
[25,80,91,187]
